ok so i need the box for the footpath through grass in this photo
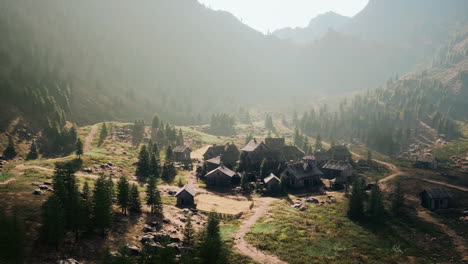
[246,199,460,264]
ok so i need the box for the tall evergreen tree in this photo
[183,215,195,247]
[165,145,173,161]
[391,181,405,217]
[149,153,160,178]
[93,175,113,234]
[117,176,130,215]
[348,177,365,220]
[40,195,66,247]
[26,140,39,160]
[315,134,322,150]
[136,145,150,178]
[0,213,25,264]
[75,138,83,159]
[146,176,162,215]
[98,122,108,146]
[3,134,17,160]
[368,184,386,224]
[198,212,226,264]
[129,184,142,213]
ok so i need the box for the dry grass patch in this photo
[196,194,251,215]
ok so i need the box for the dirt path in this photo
[84,123,99,153]
[234,198,286,264]
[191,145,210,161]
[417,210,468,261]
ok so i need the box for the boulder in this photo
[149,221,161,229]
[170,236,181,243]
[43,181,52,186]
[141,224,156,233]
[126,245,141,255]
[140,234,155,244]
[32,189,45,195]
[162,219,171,224]
[305,197,319,204]
[167,243,180,253]
[39,185,49,190]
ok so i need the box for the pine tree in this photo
[165,145,173,161]
[117,176,130,215]
[129,184,142,213]
[93,175,113,234]
[348,177,365,220]
[162,163,176,182]
[149,153,160,178]
[240,173,249,192]
[198,212,226,264]
[136,145,150,178]
[40,195,65,247]
[368,184,385,224]
[98,122,108,146]
[3,134,17,160]
[391,181,405,217]
[315,134,322,150]
[146,176,162,215]
[26,140,39,160]
[75,138,83,159]
[183,215,195,247]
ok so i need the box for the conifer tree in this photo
[368,184,385,224]
[183,215,195,247]
[3,134,17,160]
[146,176,162,215]
[136,145,150,178]
[75,138,83,159]
[240,173,249,192]
[348,177,365,220]
[40,195,65,247]
[129,184,142,213]
[391,181,405,217]
[117,176,130,215]
[93,175,113,234]
[26,140,39,160]
[98,122,108,146]
[149,153,160,178]
[198,212,226,264]
[315,134,322,150]
[165,145,173,161]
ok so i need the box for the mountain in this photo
[0,0,467,131]
[273,12,350,44]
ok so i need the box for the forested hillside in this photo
[1,0,466,128]
[296,29,468,154]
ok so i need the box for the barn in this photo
[176,184,196,207]
[205,165,239,187]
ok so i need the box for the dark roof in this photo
[283,145,305,157]
[204,143,239,158]
[264,173,281,184]
[328,145,351,156]
[422,189,451,199]
[322,160,353,171]
[174,146,191,153]
[206,155,222,165]
[175,184,196,197]
[284,161,323,180]
[265,138,285,151]
[241,138,268,152]
[206,165,237,178]
[314,149,329,159]
[417,155,436,163]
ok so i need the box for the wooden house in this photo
[314,149,329,167]
[241,138,271,165]
[205,165,239,187]
[321,160,354,184]
[173,146,192,164]
[327,145,352,162]
[203,143,240,168]
[282,145,305,161]
[415,155,438,170]
[175,184,196,207]
[280,161,324,190]
[264,173,281,193]
[420,189,453,210]
[205,155,222,171]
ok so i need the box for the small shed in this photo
[174,146,192,164]
[420,189,452,210]
[415,155,438,170]
[264,173,281,193]
[205,165,239,187]
[175,184,196,207]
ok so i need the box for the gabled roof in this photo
[322,160,353,171]
[265,138,285,151]
[206,155,222,165]
[175,184,196,197]
[283,145,305,157]
[417,155,436,163]
[264,173,281,184]
[204,143,239,158]
[284,161,323,180]
[174,146,191,153]
[241,138,268,152]
[422,189,451,199]
[206,165,237,178]
[328,145,352,156]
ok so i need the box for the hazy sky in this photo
[198,0,369,33]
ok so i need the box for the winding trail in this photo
[417,210,468,261]
[84,123,99,153]
[234,198,286,264]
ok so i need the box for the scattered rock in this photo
[39,185,49,190]
[305,197,319,204]
[58,259,80,264]
[140,234,155,244]
[167,243,180,253]
[126,245,141,255]
[32,189,45,195]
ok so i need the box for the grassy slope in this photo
[246,200,460,264]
